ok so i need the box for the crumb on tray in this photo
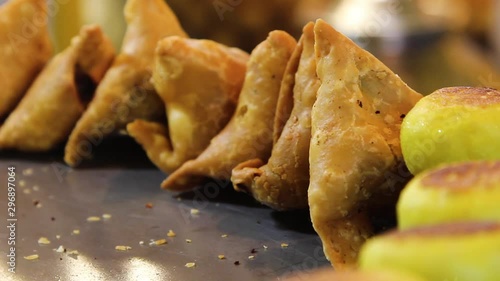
[115,245,132,251]
[151,239,167,246]
[24,254,39,260]
[54,245,65,253]
[37,237,51,245]
[86,216,101,222]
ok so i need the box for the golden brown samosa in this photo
[0,0,52,119]
[308,19,422,269]
[64,0,187,166]
[127,36,248,173]
[163,31,297,191]
[231,22,319,210]
[0,25,114,151]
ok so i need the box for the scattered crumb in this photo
[38,237,51,245]
[24,254,39,260]
[23,168,34,176]
[86,216,101,222]
[248,255,255,260]
[234,261,240,266]
[33,200,40,206]
[185,239,192,243]
[115,245,132,251]
[19,180,26,187]
[23,189,31,194]
[72,229,80,235]
[167,230,176,237]
[67,250,79,256]
[281,243,289,248]
[36,203,43,208]
[51,217,56,221]
[218,254,226,260]
[56,235,61,239]
[54,245,65,253]
[139,241,144,245]
[185,262,196,268]
[221,234,228,238]
[151,239,167,246]
[263,245,268,250]
[32,185,40,191]
[102,214,112,220]
[251,248,257,254]
[190,209,200,215]
[145,203,154,209]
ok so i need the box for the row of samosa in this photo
[0,0,423,269]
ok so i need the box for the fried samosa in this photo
[308,19,422,269]
[127,36,249,173]
[64,0,187,166]
[163,31,297,190]
[231,22,319,210]
[0,0,52,119]
[0,25,115,151]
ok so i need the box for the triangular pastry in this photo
[64,0,187,166]
[127,36,249,173]
[0,0,52,119]
[0,25,114,151]
[308,19,422,269]
[231,22,319,210]
[163,30,297,191]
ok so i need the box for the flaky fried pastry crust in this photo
[127,36,249,173]
[0,25,114,151]
[163,30,297,191]
[231,22,319,210]
[308,19,422,269]
[0,0,52,118]
[64,0,187,166]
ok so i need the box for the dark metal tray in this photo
[0,138,328,281]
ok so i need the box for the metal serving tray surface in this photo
[0,139,328,281]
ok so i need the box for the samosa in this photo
[163,31,297,190]
[308,19,422,269]
[64,0,187,166]
[0,0,52,119]
[0,25,114,151]
[127,36,248,173]
[232,22,319,210]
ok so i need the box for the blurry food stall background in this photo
[12,0,500,94]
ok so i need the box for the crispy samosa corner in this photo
[0,25,115,151]
[0,0,52,119]
[162,30,297,191]
[231,22,319,210]
[64,0,187,166]
[127,36,249,173]
[308,19,422,269]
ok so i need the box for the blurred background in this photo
[2,0,499,94]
